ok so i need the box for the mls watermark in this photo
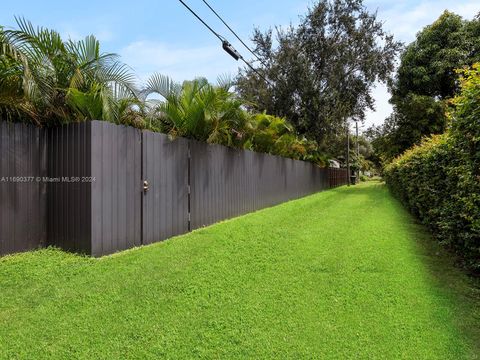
[0,176,96,183]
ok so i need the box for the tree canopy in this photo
[236,0,401,152]
[369,11,480,163]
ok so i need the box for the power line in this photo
[201,0,269,68]
[177,0,271,85]
[177,0,223,41]
[201,0,296,79]
[199,0,297,87]
[239,57,271,85]
[178,1,326,145]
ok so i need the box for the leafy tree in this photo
[367,94,447,162]
[392,11,480,101]
[236,0,401,151]
[370,11,480,162]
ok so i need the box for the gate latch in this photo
[143,180,149,193]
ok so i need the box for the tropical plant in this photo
[141,76,328,165]
[243,112,294,153]
[244,113,327,166]
[0,18,138,125]
[142,73,249,146]
[0,19,329,166]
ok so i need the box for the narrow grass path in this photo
[0,181,479,359]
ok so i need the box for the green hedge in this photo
[384,65,480,272]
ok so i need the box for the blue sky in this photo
[1,0,479,128]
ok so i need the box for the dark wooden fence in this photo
[190,140,329,229]
[328,167,349,188]
[141,130,189,248]
[0,122,47,255]
[47,121,144,256]
[0,121,349,257]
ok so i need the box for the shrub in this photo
[384,64,480,273]
[243,113,327,166]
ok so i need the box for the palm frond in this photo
[142,73,180,100]
[216,73,233,91]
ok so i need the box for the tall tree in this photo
[392,11,480,101]
[236,0,401,151]
[370,11,480,163]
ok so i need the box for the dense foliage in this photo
[142,74,249,146]
[369,11,480,163]
[384,64,480,272]
[143,74,327,165]
[0,20,328,166]
[244,113,328,165]
[236,0,401,151]
[0,18,138,125]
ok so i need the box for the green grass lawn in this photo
[1,181,479,359]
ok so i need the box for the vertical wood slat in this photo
[90,121,142,256]
[189,141,336,230]
[0,121,47,255]
[141,130,189,246]
[1,120,348,258]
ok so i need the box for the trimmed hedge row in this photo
[384,65,480,272]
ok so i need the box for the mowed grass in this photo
[1,182,479,359]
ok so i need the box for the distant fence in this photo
[0,121,349,257]
[328,167,348,188]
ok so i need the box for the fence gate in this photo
[141,131,190,245]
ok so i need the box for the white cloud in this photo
[374,0,480,43]
[120,40,241,84]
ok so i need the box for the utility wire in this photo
[177,0,271,85]
[201,0,269,68]
[178,0,325,129]
[178,0,324,141]
[239,57,271,85]
[201,0,296,79]
[178,0,224,41]
[200,0,297,87]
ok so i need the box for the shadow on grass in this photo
[358,180,480,354]
[412,226,480,356]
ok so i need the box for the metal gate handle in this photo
[143,180,149,193]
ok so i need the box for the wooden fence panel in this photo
[0,121,47,255]
[141,131,189,246]
[1,121,349,257]
[190,141,333,229]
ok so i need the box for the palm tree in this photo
[0,25,37,122]
[142,73,249,146]
[0,18,138,125]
